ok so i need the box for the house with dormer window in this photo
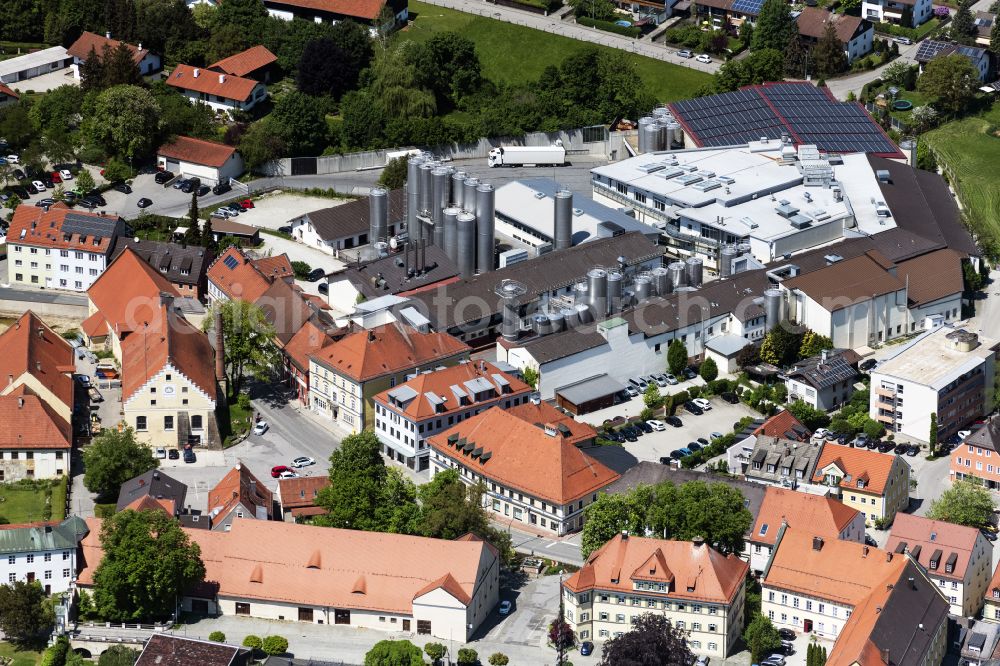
[811,446,910,527]
[744,435,826,489]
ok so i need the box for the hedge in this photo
[577,16,642,38]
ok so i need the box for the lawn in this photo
[0,480,65,524]
[399,0,711,102]
[923,104,1000,253]
[0,641,43,666]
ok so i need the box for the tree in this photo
[784,33,807,77]
[242,636,262,652]
[424,643,447,665]
[745,614,782,663]
[261,636,289,656]
[84,85,161,160]
[882,60,915,88]
[488,653,510,666]
[101,158,132,184]
[927,479,995,527]
[103,43,143,88]
[992,10,1000,55]
[667,339,688,375]
[813,22,848,79]
[83,427,159,501]
[700,357,719,382]
[752,0,795,52]
[714,48,785,93]
[76,168,96,193]
[570,0,615,19]
[204,299,279,398]
[786,400,831,431]
[28,85,84,135]
[951,0,976,42]
[599,614,693,666]
[0,581,53,643]
[643,382,662,408]
[456,648,478,665]
[379,156,408,189]
[364,640,424,666]
[424,32,484,108]
[917,54,979,117]
[418,469,486,539]
[92,509,205,621]
[238,120,286,173]
[80,46,107,93]
[798,330,834,360]
[297,25,374,99]
[760,325,803,367]
[201,215,216,251]
[963,260,984,292]
[271,91,328,157]
[98,646,142,666]
[290,260,312,279]
[929,412,939,454]
[522,366,539,389]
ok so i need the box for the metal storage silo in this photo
[547,311,565,333]
[575,303,593,324]
[495,280,527,342]
[475,183,495,274]
[368,187,388,245]
[574,281,588,306]
[554,189,573,251]
[668,121,683,149]
[634,274,652,302]
[607,269,624,312]
[442,207,460,263]
[652,106,670,120]
[587,268,608,318]
[765,288,784,329]
[719,245,738,279]
[656,120,670,153]
[685,257,703,288]
[642,123,661,153]
[637,116,655,153]
[462,178,479,213]
[431,167,449,248]
[533,313,551,336]
[451,171,467,208]
[406,156,424,240]
[418,162,434,220]
[456,211,477,279]
[561,307,579,329]
[651,266,671,296]
[668,262,687,289]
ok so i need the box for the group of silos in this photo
[637,107,683,154]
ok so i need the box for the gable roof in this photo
[0,311,75,410]
[0,386,71,451]
[0,83,19,100]
[67,31,151,64]
[301,188,404,242]
[7,205,125,253]
[754,410,811,441]
[338,245,463,302]
[208,464,273,523]
[208,45,277,77]
[252,254,294,281]
[505,399,599,448]
[88,248,180,337]
[310,323,470,383]
[263,0,389,20]
[885,513,982,581]
[206,247,277,302]
[796,7,868,43]
[565,533,748,605]
[116,469,187,514]
[752,486,861,546]
[110,238,213,288]
[256,278,321,347]
[746,436,826,484]
[136,634,244,666]
[783,250,905,310]
[895,248,966,306]
[427,407,618,505]
[786,349,861,391]
[277,476,330,510]
[812,446,902,495]
[166,64,259,102]
[158,136,237,169]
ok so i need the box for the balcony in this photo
[876,398,896,411]
[876,386,897,399]
[875,412,895,424]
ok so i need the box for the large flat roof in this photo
[0,47,69,79]
[873,324,996,389]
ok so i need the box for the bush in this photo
[242,635,262,651]
[457,647,479,665]
[489,653,510,666]
[261,635,289,656]
[94,503,117,518]
[41,637,70,666]
[577,16,642,38]
[290,260,312,279]
[208,631,226,642]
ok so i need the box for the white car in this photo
[813,427,831,439]
[498,600,512,615]
[155,447,167,459]
[32,180,46,191]
[692,398,712,410]
[664,374,678,385]
[625,385,639,398]
[894,36,912,45]
[647,420,667,431]
[59,169,73,181]
[252,421,269,436]
[291,456,315,468]
[6,155,18,164]
[695,54,712,63]
[677,49,694,58]
[278,470,299,479]
[958,430,972,440]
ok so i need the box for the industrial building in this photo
[0,47,72,85]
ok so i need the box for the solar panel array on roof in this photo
[222,255,239,270]
[731,0,764,15]
[671,88,786,146]
[915,40,953,62]
[61,212,118,239]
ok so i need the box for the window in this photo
[26,555,34,564]
[136,416,147,431]
[7,574,13,583]
[62,568,70,577]
[44,554,51,562]
[44,571,51,580]
[6,556,13,565]
[164,416,174,430]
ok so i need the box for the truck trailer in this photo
[488,144,566,168]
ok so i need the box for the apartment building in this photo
[428,405,617,535]
[563,533,749,659]
[0,516,88,594]
[861,0,933,27]
[309,324,470,433]
[886,513,993,617]
[870,324,997,443]
[166,64,266,114]
[6,205,128,291]
[951,415,1000,488]
[373,361,533,471]
[811,446,910,527]
[744,436,826,488]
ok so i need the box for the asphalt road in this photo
[824,40,921,101]
[0,283,88,305]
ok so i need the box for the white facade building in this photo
[0,517,88,595]
[861,0,932,27]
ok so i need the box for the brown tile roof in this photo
[158,136,236,169]
[896,248,965,306]
[506,400,599,448]
[7,205,125,253]
[751,487,860,547]
[166,64,259,102]
[764,527,906,607]
[208,464,273,523]
[206,247,273,302]
[811,446,902,496]
[310,323,471,383]
[208,217,259,238]
[119,304,217,404]
[209,45,277,77]
[136,634,244,666]
[0,386,71,450]
[782,251,905,312]
[80,311,109,338]
[116,469,187,514]
[0,311,75,410]
[67,31,150,64]
[0,83,19,99]
[987,559,1000,600]
[565,533,748,605]
[428,407,618,505]
[796,7,867,43]
[88,248,180,337]
[253,254,293,280]
[283,319,338,373]
[754,410,810,441]
[265,0,389,20]
[885,513,982,581]
[277,476,330,510]
[373,361,532,421]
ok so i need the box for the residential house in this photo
[747,487,865,572]
[116,468,208,529]
[563,533,749,658]
[915,40,991,81]
[110,238,214,301]
[135,634,252,666]
[0,83,19,107]
[0,311,75,481]
[309,323,471,432]
[886,513,993,617]
[811,445,910,527]
[206,247,292,303]
[208,45,278,83]
[67,31,161,78]
[0,516,88,595]
[199,219,260,247]
[262,0,410,34]
[79,518,500,641]
[207,463,272,531]
[166,64,266,114]
[784,349,861,412]
[872,324,996,443]
[372,360,533,471]
[289,188,404,256]
[691,0,761,29]
[6,205,128,291]
[281,318,340,406]
[427,406,617,535]
[984,561,1000,623]
[795,8,874,63]
[975,12,995,47]
[276,476,330,521]
[157,136,244,187]
[861,0,932,27]
[952,415,1000,489]
[726,413,808,474]
[744,435,826,488]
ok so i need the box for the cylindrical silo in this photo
[719,245,738,279]
[765,288,784,329]
[406,156,424,241]
[462,177,479,213]
[652,107,670,120]
[475,183,495,274]
[431,167,449,248]
[634,274,652,302]
[574,281,588,306]
[668,121,683,149]
[642,124,661,153]
[587,268,608,317]
[575,303,593,324]
[638,116,654,153]
[451,171,467,208]
[554,189,573,251]
[456,211,476,279]
[607,269,624,313]
[418,162,434,221]
[651,266,670,296]
[368,187,388,245]
[561,307,579,329]
[497,280,526,342]
[547,311,565,333]
[533,314,551,336]
[685,257,703,288]
[655,120,670,153]
[443,207,460,264]
[669,261,687,290]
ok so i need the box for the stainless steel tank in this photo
[533,314,551,336]
[547,311,565,333]
[642,124,661,153]
[406,156,424,240]
[456,211,476,279]
[765,288,784,329]
[418,162,434,222]
[685,257,704,288]
[561,307,579,329]
[667,121,683,149]
[587,268,608,318]
[368,187,388,245]
[431,167,449,248]
[475,183,495,274]
[554,189,573,251]
[634,274,652,302]
[451,171,467,209]
[574,303,592,324]
[462,177,479,213]
[574,281,589,306]
[638,116,655,154]
[719,245,738,279]
[651,266,670,296]
[607,269,624,312]
[668,262,687,290]
[442,207,460,264]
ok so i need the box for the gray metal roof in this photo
[555,375,625,405]
[387,385,418,403]
[116,469,188,513]
[705,334,751,357]
[0,516,88,554]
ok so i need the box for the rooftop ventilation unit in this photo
[789,214,812,229]
[696,170,716,178]
[573,208,584,216]
[876,170,891,183]
[691,179,721,192]
[775,202,799,218]
[533,191,546,199]
[637,162,666,174]
[676,174,703,186]
[824,254,843,264]
[809,209,830,221]
[683,165,699,173]
[875,201,891,217]
[803,192,812,202]
[657,167,685,180]
[717,175,735,184]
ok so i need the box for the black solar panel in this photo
[61,212,118,239]
[915,39,951,62]
[222,255,239,270]
[731,0,763,14]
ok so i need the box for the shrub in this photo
[94,504,117,518]
[242,635,262,651]
[290,260,312,279]
[489,653,510,666]
[425,642,447,663]
[261,635,289,656]
[577,16,642,37]
[457,647,479,665]
[208,631,225,642]
[41,637,70,666]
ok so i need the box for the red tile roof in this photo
[208,464,272,523]
[277,476,330,510]
[87,248,179,338]
[209,45,277,77]
[7,205,124,253]
[252,254,294,280]
[565,533,748,605]
[311,324,471,383]
[751,487,860,547]
[754,410,810,441]
[265,0,389,20]
[0,386,71,450]
[812,446,902,496]
[158,136,236,169]
[206,247,273,302]
[283,319,336,373]
[506,400,598,448]
[166,64,259,102]
[67,31,150,64]
[0,311,75,411]
[428,407,618,505]
[885,513,982,581]
[0,83,19,100]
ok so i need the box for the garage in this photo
[156,135,244,186]
[556,375,626,415]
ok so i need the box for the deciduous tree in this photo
[760,325,803,367]
[786,400,831,431]
[98,646,141,666]
[364,639,424,666]
[84,84,161,160]
[599,614,693,665]
[798,330,834,360]
[83,427,159,501]
[297,22,374,100]
[917,54,979,117]
[667,339,688,375]
[203,299,279,398]
[271,91,328,157]
[752,0,796,52]
[0,580,53,643]
[745,614,782,662]
[927,479,995,527]
[379,156,408,190]
[76,168,96,192]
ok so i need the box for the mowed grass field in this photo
[399,1,711,103]
[923,105,1000,248]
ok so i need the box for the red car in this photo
[239,198,254,209]
[51,171,62,183]
[271,465,291,478]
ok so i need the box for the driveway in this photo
[7,68,79,93]
[824,41,921,101]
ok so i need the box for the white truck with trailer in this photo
[487,143,566,168]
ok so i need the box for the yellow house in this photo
[812,445,910,527]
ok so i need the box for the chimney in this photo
[368,329,376,343]
[692,536,705,547]
[105,31,111,39]
[35,361,41,372]
[138,42,142,51]
[160,292,174,309]
[17,397,24,408]
[139,479,145,487]
[812,536,824,551]
[250,479,257,496]
[153,471,160,481]
[862,545,869,557]
[886,552,892,562]
[821,349,828,363]
[621,530,629,540]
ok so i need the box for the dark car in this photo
[684,401,703,415]
[906,444,920,457]
[878,441,895,453]
[34,198,57,207]
[983,529,998,542]
[894,443,909,454]
[307,267,326,282]
[86,192,107,206]
[112,181,132,194]
[167,448,179,460]
[78,197,98,209]
[683,367,698,380]
[621,429,638,442]
[136,198,153,208]
[154,170,174,185]
[659,456,672,465]
[636,421,653,434]
[212,181,232,195]
[697,437,709,446]
[43,177,54,188]
[687,442,702,452]
[172,178,189,190]
[720,392,739,404]
[670,450,685,460]
[605,431,623,443]
[859,358,879,372]
[778,628,796,642]
[183,447,196,463]
[12,169,24,180]
[8,185,29,199]
[837,435,849,445]
[666,415,683,428]
[580,642,594,656]
[318,282,329,294]
[278,225,292,234]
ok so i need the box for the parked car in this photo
[155,170,175,185]
[34,198,56,207]
[181,177,201,194]
[31,180,47,191]
[59,169,73,181]
[636,421,653,434]
[499,600,512,615]
[155,447,167,459]
[894,443,909,454]
[278,225,293,234]
[239,198,254,209]
[212,181,231,195]
[624,385,639,398]
[859,358,879,372]
[88,386,103,402]
[112,181,132,194]
[720,391,739,404]
[183,446,196,463]
[5,155,19,164]
[853,434,870,448]
[669,450,685,460]
[307,267,326,282]
[710,431,724,440]
[695,54,712,63]
[663,373,678,385]
[292,456,315,468]
[252,420,269,436]
[278,470,298,479]
[878,441,895,453]
[677,49,694,58]
[197,184,211,197]
[678,447,693,456]
[813,427,831,439]
[665,415,683,428]
[683,367,698,380]
[12,169,24,180]
[653,374,670,387]
[778,628,796,641]
[318,282,329,294]
[172,178,189,190]
[136,198,153,208]
[647,420,666,431]
[659,456,673,465]
[692,398,712,411]
[168,449,180,460]
[621,428,638,442]
[906,444,921,457]
[687,442,702,452]
[75,374,91,387]
[761,655,785,666]
[271,465,292,478]
[683,401,703,415]
[580,641,594,656]
[51,171,62,184]
[894,36,912,45]
[983,529,998,542]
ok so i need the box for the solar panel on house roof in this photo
[62,212,118,239]
[222,255,239,270]
[731,0,764,15]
